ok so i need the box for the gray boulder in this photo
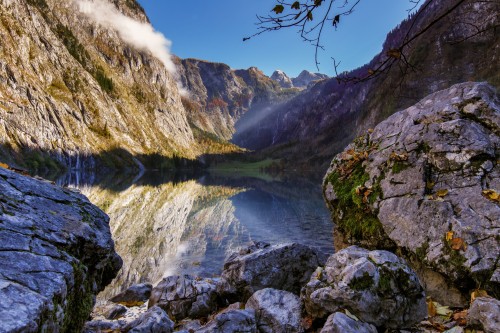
[123,306,174,333]
[110,283,153,306]
[323,82,500,298]
[301,246,427,329]
[320,312,377,333]
[0,167,122,333]
[245,288,304,333]
[218,242,327,302]
[105,304,127,320]
[149,275,218,321]
[83,320,126,333]
[467,297,500,333]
[196,309,257,333]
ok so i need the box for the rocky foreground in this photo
[0,166,122,332]
[86,242,499,333]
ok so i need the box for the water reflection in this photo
[58,170,334,299]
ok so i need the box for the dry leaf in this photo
[426,181,435,190]
[450,238,466,251]
[427,298,437,317]
[344,309,359,321]
[436,304,452,317]
[446,231,454,241]
[482,189,500,203]
[368,128,374,133]
[436,189,449,197]
[471,289,488,302]
[0,162,8,169]
[453,310,467,326]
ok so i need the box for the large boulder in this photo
[323,82,500,297]
[0,167,122,332]
[245,288,304,333]
[123,306,174,333]
[301,246,427,329]
[218,242,327,302]
[467,297,500,333]
[110,283,153,307]
[148,275,218,321]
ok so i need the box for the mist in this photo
[76,0,176,74]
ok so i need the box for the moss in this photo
[415,142,431,155]
[54,24,90,68]
[94,67,113,93]
[348,272,374,291]
[62,262,94,332]
[391,160,410,174]
[415,241,429,262]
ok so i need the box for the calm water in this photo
[57,170,334,298]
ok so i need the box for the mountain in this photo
[233,0,500,169]
[271,70,293,89]
[291,70,329,88]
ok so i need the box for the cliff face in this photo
[0,0,195,170]
[233,0,499,168]
[176,59,299,141]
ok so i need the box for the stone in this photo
[110,283,153,307]
[196,309,257,333]
[123,306,174,333]
[218,242,327,302]
[149,275,218,321]
[175,319,203,333]
[301,246,427,329]
[467,297,500,333]
[323,82,500,298]
[83,320,126,333]
[0,168,122,332]
[271,70,294,88]
[320,312,377,333]
[104,304,127,320]
[245,288,303,333]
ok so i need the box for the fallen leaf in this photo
[453,309,467,326]
[301,316,313,330]
[436,304,453,317]
[436,189,449,197]
[367,128,374,133]
[446,231,454,241]
[427,298,437,317]
[426,181,435,190]
[450,237,466,251]
[0,162,8,169]
[471,289,488,302]
[482,189,500,203]
[344,309,359,321]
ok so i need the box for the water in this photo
[57,170,334,298]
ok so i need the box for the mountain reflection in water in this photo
[57,170,334,299]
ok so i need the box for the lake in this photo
[56,170,334,299]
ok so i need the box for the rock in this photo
[291,70,328,88]
[245,288,304,333]
[320,312,377,333]
[323,82,500,297]
[467,297,500,333]
[0,168,122,332]
[196,309,257,333]
[104,304,127,320]
[83,319,126,333]
[218,242,327,302]
[122,305,174,333]
[110,283,153,307]
[302,246,427,329]
[149,275,218,321]
[271,70,294,88]
[175,319,203,333]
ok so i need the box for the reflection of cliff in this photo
[79,181,245,299]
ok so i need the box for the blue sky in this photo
[136,1,422,77]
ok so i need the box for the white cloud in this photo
[76,0,176,74]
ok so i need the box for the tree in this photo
[245,0,497,83]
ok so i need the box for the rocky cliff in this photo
[233,0,499,168]
[0,0,200,172]
[323,82,499,301]
[0,166,121,332]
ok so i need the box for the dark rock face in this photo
[302,246,427,329]
[320,312,377,333]
[467,297,500,333]
[149,275,218,321]
[218,242,327,302]
[0,167,122,332]
[245,288,304,333]
[323,82,500,297]
[109,283,152,306]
